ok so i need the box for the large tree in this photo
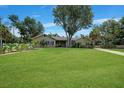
[10,16,44,43]
[53,5,93,47]
[22,16,44,42]
[8,14,19,43]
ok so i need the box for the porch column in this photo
[54,41,56,47]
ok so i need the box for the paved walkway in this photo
[95,48,124,56]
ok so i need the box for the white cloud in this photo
[57,32,66,36]
[45,29,66,36]
[44,23,56,28]
[45,32,66,36]
[93,18,121,25]
[93,18,108,24]
[75,28,92,36]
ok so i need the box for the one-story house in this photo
[32,34,76,47]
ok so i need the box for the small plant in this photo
[20,43,28,50]
[2,44,10,53]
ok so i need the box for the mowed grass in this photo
[0,48,124,88]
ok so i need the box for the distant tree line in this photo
[90,17,124,48]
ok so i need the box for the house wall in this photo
[32,35,77,47]
[33,36,56,47]
[56,41,66,47]
[76,38,85,45]
[43,37,56,47]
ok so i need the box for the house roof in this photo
[32,34,77,41]
[51,36,77,41]
[51,36,67,41]
[32,34,42,39]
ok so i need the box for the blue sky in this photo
[0,5,124,37]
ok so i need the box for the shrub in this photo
[100,43,116,49]
[79,44,94,48]
[74,42,94,48]
[19,44,28,51]
[31,41,40,48]
[27,43,33,49]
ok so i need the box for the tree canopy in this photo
[8,15,44,43]
[53,5,93,47]
[90,18,124,48]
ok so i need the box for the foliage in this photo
[74,43,94,48]
[89,25,101,45]
[8,15,19,24]
[100,43,116,49]
[8,15,19,43]
[16,16,44,43]
[8,15,44,43]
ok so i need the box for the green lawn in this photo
[112,49,124,52]
[0,48,124,88]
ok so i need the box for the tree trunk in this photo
[13,27,15,43]
[65,32,69,48]
[66,34,72,48]
[13,27,15,36]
